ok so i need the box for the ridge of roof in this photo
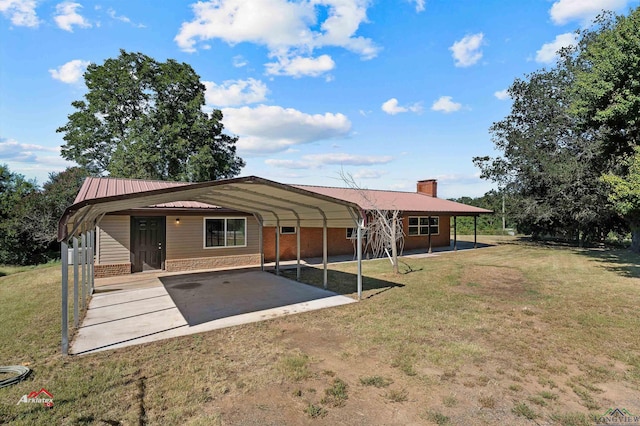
[293,183,425,196]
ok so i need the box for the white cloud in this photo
[450,33,484,67]
[233,55,248,67]
[175,0,378,76]
[535,32,577,63]
[381,98,423,115]
[222,105,351,154]
[549,0,629,25]
[0,138,60,163]
[494,89,509,100]
[49,59,90,84]
[0,0,39,27]
[411,0,426,12]
[354,169,387,179]
[265,54,335,78]
[204,78,268,107]
[265,159,314,169]
[107,8,145,28]
[431,96,462,113]
[54,1,91,32]
[303,153,393,165]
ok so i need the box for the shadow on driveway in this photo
[160,268,343,326]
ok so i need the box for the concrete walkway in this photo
[71,270,355,355]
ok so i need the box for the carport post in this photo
[257,216,264,271]
[61,240,69,355]
[73,236,79,328]
[357,220,363,300]
[90,229,95,293]
[474,216,477,249]
[296,218,301,281]
[428,215,432,253]
[453,216,458,251]
[81,232,86,308]
[323,219,328,289]
[275,220,280,275]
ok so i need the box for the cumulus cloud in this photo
[354,169,387,179]
[411,0,426,12]
[222,105,351,154]
[0,0,39,27]
[450,33,484,67]
[175,0,378,77]
[265,154,393,170]
[49,59,90,84]
[431,96,462,113]
[54,1,91,32]
[550,0,629,25]
[494,89,509,100]
[535,32,577,63]
[107,8,145,28]
[265,54,335,77]
[204,78,268,107]
[381,98,423,115]
[0,138,61,163]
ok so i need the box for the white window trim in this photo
[203,217,248,249]
[280,226,297,234]
[407,216,440,236]
[346,227,356,239]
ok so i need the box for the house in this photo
[66,176,491,278]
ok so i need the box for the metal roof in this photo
[58,176,363,241]
[296,185,492,215]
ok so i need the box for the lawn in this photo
[0,236,639,425]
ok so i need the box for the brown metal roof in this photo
[295,185,492,215]
[75,177,219,209]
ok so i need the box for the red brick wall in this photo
[263,214,451,261]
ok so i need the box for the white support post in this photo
[90,229,95,293]
[323,219,328,289]
[61,240,69,355]
[73,236,79,328]
[258,218,264,271]
[81,232,86,308]
[357,220,363,300]
[296,219,301,281]
[275,220,280,275]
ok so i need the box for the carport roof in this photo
[58,176,363,241]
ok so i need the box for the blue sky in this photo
[1,0,638,198]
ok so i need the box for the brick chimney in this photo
[417,179,437,197]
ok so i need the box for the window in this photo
[204,217,246,248]
[346,228,355,239]
[280,226,296,234]
[408,216,439,236]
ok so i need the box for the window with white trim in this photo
[346,228,355,239]
[408,216,439,236]
[280,226,296,234]
[204,217,247,248]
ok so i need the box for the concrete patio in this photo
[70,268,355,355]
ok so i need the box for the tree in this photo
[602,147,640,252]
[0,165,38,264]
[572,8,640,250]
[58,50,245,182]
[474,63,615,242]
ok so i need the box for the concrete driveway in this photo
[70,269,355,355]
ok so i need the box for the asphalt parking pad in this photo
[161,270,340,326]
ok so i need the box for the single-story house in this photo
[63,176,491,278]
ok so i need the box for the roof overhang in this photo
[58,176,363,241]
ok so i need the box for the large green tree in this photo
[58,50,245,182]
[572,9,640,250]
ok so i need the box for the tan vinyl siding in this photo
[166,215,260,260]
[97,215,130,264]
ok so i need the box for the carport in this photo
[58,176,366,355]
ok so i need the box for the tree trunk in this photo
[631,222,640,253]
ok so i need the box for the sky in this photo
[1,0,639,199]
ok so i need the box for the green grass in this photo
[1,236,640,424]
[321,378,348,407]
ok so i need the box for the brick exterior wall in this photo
[263,215,451,261]
[95,263,131,278]
[165,253,262,272]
